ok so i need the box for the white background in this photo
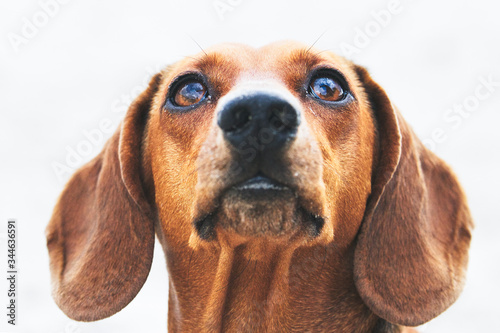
[1,0,499,332]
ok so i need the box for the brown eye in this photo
[173,80,207,107]
[309,76,345,102]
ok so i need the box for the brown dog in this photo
[46,41,473,332]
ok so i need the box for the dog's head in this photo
[149,42,377,250]
[47,41,473,327]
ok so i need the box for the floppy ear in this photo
[353,66,473,326]
[46,73,162,321]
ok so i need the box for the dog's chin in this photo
[218,186,299,238]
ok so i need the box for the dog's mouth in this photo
[194,171,325,241]
[233,172,289,192]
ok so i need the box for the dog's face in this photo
[47,41,473,328]
[148,41,375,249]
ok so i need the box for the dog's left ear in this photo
[353,66,473,326]
[46,73,162,321]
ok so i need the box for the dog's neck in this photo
[163,235,388,332]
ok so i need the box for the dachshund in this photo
[46,41,473,332]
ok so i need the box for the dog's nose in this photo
[217,93,301,151]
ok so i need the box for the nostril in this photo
[231,108,251,132]
[219,106,252,133]
[269,108,286,131]
[269,104,298,132]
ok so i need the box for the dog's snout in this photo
[217,93,300,151]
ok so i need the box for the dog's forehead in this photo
[163,41,355,85]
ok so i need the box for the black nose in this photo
[217,93,300,151]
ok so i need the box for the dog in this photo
[46,41,473,332]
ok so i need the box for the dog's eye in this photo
[309,76,345,102]
[173,80,207,107]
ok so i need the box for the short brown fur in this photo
[46,41,473,332]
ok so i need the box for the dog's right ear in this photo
[46,73,162,321]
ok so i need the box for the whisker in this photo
[237,259,257,297]
[183,55,204,62]
[307,29,329,53]
[314,48,334,57]
[188,35,208,56]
